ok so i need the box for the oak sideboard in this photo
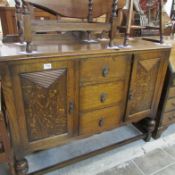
[0,38,171,175]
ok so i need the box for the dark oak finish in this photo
[0,38,170,174]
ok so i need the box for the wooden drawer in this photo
[164,98,175,112]
[79,106,121,135]
[80,81,124,111]
[80,55,130,84]
[162,111,175,126]
[168,87,175,98]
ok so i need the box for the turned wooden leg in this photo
[123,33,129,46]
[143,118,156,142]
[134,118,156,142]
[8,161,16,175]
[26,42,32,53]
[16,159,28,175]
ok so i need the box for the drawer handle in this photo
[100,93,107,103]
[69,101,74,114]
[102,66,109,77]
[168,116,172,120]
[168,115,175,120]
[99,118,105,127]
[128,91,133,100]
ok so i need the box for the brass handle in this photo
[102,66,109,77]
[99,117,105,127]
[100,93,107,103]
[128,91,133,100]
[69,101,74,114]
[168,116,172,120]
[169,115,175,120]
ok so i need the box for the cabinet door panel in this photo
[21,69,67,142]
[126,52,164,122]
[10,61,76,151]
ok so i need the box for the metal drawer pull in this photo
[128,91,133,100]
[69,101,74,114]
[102,66,109,77]
[100,93,107,103]
[168,115,175,120]
[99,118,105,127]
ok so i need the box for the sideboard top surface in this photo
[0,38,171,63]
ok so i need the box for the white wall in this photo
[165,0,173,16]
[7,0,15,6]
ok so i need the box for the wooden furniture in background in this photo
[14,0,128,52]
[0,7,17,36]
[0,82,16,175]
[0,38,170,175]
[120,0,165,43]
[0,6,57,37]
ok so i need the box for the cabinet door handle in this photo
[69,101,74,114]
[102,66,109,77]
[99,117,105,127]
[128,91,133,100]
[100,93,107,103]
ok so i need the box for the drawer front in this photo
[162,111,175,126]
[79,106,121,135]
[80,81,124,111]
[164,98,175,112]
[168,87,175,98]
[80,55,130,84]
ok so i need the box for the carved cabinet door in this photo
[10,60,76,152]
[125,51,168,122]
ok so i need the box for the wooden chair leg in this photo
[109,0,118,47]
[159,0,164,43]
[123,0,134,46]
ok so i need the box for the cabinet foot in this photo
[26,42,32,53]
[143,118,156,142]
[8,161,16,175]
[16,159,28,175]
[153,126,168,139]
[134,118,156,142]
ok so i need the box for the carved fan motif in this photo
[20,69,68,141]
[21,69,65,88]
[139,58,160,72]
